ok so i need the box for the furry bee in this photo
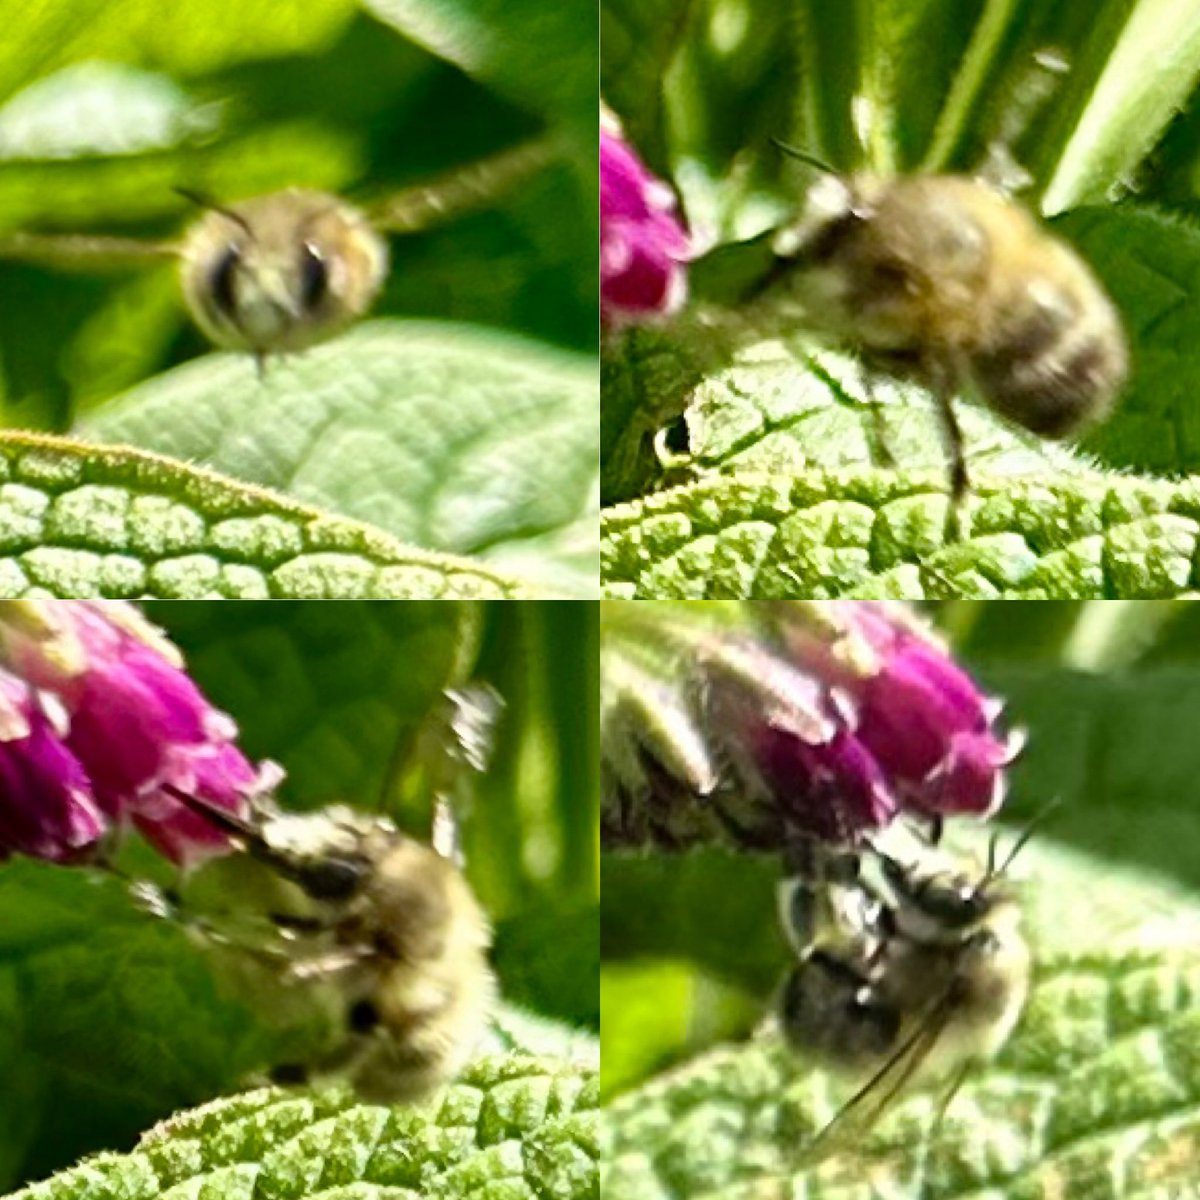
[763,169,1128,535]
[165,784,496,1102]
[177,190,388,360]
[0,138,551,366]
[777,825,1032,1160]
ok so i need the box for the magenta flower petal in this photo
[601,127,691,326]
[602,603,1021,855]
[0,673,106,861]
[770,602,1019,822]
[0,602,268,865]
[854,631,1018,817]
[748,723,897,842]
[133,742,264,863]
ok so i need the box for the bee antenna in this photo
[771,138,838,176]
[983,797,1062,888]
[174,187,254,239]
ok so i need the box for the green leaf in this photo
[0,430,537,598]
[0,0,357,98]
[141,601,480,812]
[601,834,1200,1198]
[601,468,1200,599]
[1042,0,1200,214]
[80,321,598,598]
[0,859,321,1192]
[2,1059,598,1200]
[494,905,601,1030]
[600,0,692,164]
[1056,205,1200,477]
[361,0,596,132]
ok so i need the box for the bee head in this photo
[880,852,998,933]
[162,784,374,904]
[178,188,388,357]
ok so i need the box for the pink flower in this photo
[0,672,103,862]
[0,601,274,865]
[601,602,1021,852]
[601,125,691,327]
[771,603,1022,820]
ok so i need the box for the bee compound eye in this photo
[209,241,242,318]
[348,998,381,1033]
[299,240,328,311]
[295,854,368,901]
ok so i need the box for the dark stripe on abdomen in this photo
[973,326,1125,437]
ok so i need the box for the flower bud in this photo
[601,116,691,327]
[601,602,1021,853]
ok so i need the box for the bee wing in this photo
[366,137,555,234]
[0,231,178,269]
[797,987,958,1170]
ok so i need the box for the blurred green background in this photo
[0,599,598,1192]
[601,600,1200,1097]
[0,0,597,430]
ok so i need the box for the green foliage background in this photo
[600,0,1200,598]
[602,600,1200,1197]
[0,0,598,598]
[0,599,599,1194]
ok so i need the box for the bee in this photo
[762,164,1128,536]
[0,138,552,367]
[132,686,505,1102]
[777,821,1033,1162]
[176,190,388,361]
[163,784,496,1103]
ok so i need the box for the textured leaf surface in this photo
[602,830,1200,1200]
[1057,206,1200,477]
[3,1058,598,1200]
[81,321,598,597]
[0,430,534,598]
[601,469,1200,599]
[603,951,1200,1199]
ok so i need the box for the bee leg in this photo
[282,946,373,983]
[863,373,898,469]
[929,1060,973,1141]
[928,365,970,541]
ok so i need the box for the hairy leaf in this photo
[0,431,535,598]
[2,1059,598,1200]
[81,322,598,597]
[601,469,1200,599]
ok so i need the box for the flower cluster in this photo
[600,112,691,327]
[0,601,273,865]
[602,602,1021,851]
